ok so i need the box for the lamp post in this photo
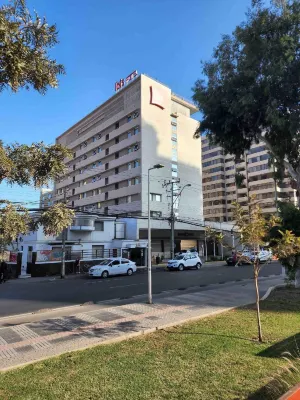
[148,163,164,304]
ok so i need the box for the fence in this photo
[36,248,122,263]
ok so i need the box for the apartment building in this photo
[55,73,204,255]
[201,137,297,222]
[40,188,54,209]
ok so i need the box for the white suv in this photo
[168,253,203,271]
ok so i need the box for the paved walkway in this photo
[0,276,282,371]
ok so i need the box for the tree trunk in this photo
[213,240,216,257]
[254,269,263,342]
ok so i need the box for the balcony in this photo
[70,217,96,231]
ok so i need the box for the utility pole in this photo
[163,179,180,260]
[163,180,191,260]
[61,187,69,279]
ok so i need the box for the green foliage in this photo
[0,1,73,248]
[193,0,300,190]
[0,201,30,250]
[1,141,71,187]
[0,0,65,93]
[235,172,245,188]
[39,204,74,236]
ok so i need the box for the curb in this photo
[261,283,286,301]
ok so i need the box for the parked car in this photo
[89,258,136,278]
[226,249,272,266]
[250,250,273,263]
[168,253,202,271]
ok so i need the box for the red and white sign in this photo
[115,70,138,92]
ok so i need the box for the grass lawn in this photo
[1,288,300,400]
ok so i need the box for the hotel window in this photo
[127,195,132,203]
[92,137,96,142]
[115,167,119,175]
[92,177,96,183]
[73,176,75,183]
[79,169,83,174]
[128,131,132,139]
[97,202,101,209]
[105,148,109,155]
[72,188,75,195]
[171,116,177,124]
[114,199,119,205]
[83,154,87,160]
[105,177,108,185]
[105,134,109,141]
[73,152,76,158]
[98,146,102,153]
[97,161,102,167]
[71,201,74,208]
[97,133,101,140]
[93,149,97,156]
[115,137,119,144]
[150,193,162,202]
[92,163,96,169]
[115,122,119,129]
[83,180,87,185]
[115,152,119,159]
[115,183,119,190]
[105,163,109,170]
[134,126,139,135]
[105,192,108,200]
[84,141,88,147]
[127,115,132,122]
[135,177,140,185]
[104,207,109,215]
[128,163,132,170]
[97,175,101,180]
[73,165,76,171]
[128,179,132,186]
[134,160,140,168]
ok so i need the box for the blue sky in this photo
[0,0,252,205]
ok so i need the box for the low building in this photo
[13,214,148,276]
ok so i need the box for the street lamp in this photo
[148,163,164,304]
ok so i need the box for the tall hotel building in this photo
[55,73,204,254]
[201,137,297,222]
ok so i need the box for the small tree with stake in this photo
[232,198,300,342]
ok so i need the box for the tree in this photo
[0,0,65,93]
[193,0,300,205]
[0,142,74,253]
[269,201,300,285]
[233,197,300,342]
[0,1,73,260]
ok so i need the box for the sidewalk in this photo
[0,276,283,371]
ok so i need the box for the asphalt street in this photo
[0,262,282,318]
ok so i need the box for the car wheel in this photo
[127,268,133,276]
[196,262,202,270]
[178,264,184,271]
[101,270,109,279]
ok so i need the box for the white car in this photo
[168,253,203,271]
[89,258,136,278]
[250,250,272,263]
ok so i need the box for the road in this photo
[0,262,282,318]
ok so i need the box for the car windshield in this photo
[175,255,184,260]
[98,259,112,265]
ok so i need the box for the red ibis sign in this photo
[115,70,138,92]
